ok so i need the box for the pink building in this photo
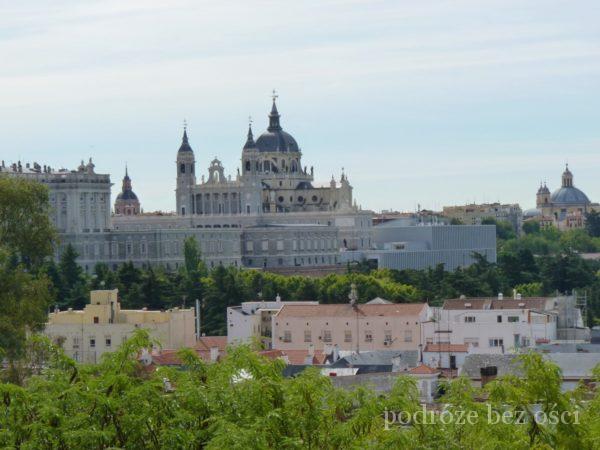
[272,303,430,352]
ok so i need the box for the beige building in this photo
[442,202,522,233]
[44,289,196,363]
[272,302,430,352]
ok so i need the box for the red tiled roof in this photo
[259,349,326,365]
[196,336,228,352]
[276,303,426,318]
[424,343,469,353]
[409,364,439,375]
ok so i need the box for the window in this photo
[508,316,519,323]
[323,330,332,343]
[105,337,111,347]
[180,163,185,174]
[72,336,80,349]
[464,316,476,323]
[344,330,352,343]
[283,331,291,343]
[384,330,392,342]
[489,338,504,347]
[497,315,502,323]
[89,338,96,348]
[262,240,269,251]
[364,331,373,342]
[276,240,284,251]
[404,330,413,342]
[304,330,311,343]
[93,316,99,324]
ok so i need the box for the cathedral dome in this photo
[116,190,138,201]
[256,129,299,153]
[549,164,590,205]
[255,99,299,153]
[550,187,590,205]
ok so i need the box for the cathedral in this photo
[175,97,354,217]
[2,97,372,272]
[525,165,598,230]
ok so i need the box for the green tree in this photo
[58,244,88,309]
[0,177,56,269]
[585,210,600,237]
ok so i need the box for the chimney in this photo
[513,289,517,300]
[210,346,219,362]
[498,293,503,300]
[275,293,281,302]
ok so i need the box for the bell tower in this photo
[176,123,196,215]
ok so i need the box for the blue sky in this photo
[1,0,599,212]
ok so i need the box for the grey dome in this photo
[550,187,590,205]
[523,208,542,219]
[256,129,299,153]
[116,190,138,201]
[255,99,300,153]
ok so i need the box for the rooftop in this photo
[275,302,427,318]
[443,297,553,311]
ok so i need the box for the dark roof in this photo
[255,100,299,153]
[256,129,299,153]
[332,350,418,368]
[178,129,194,153]
[116,190,138,201]
[550,186,590,205]
[243,125,256,150]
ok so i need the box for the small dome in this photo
[550,187,590,205]
[296,181,313,189]
[116,190,139,201]
[523,208,542,219]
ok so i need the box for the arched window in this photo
[245,160,251,172]
[291,160,297,172]
[180,163,185,174]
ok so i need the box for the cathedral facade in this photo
[2,98,372,272]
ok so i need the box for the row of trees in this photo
[0,330,598,448]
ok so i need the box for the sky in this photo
[1,0,599,213]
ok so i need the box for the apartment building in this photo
[272,302,430,352]
[44,289,196,363]
[423,296,558,353]
[227,297,319,347]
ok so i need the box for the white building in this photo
[44,289,196,363]
[227,297,318,348]
[423,296,559,353]
[422,343,470,370]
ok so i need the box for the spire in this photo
[243,116,256,150]
[178,121,193,153]
[268,89,282,132]
[124,163,130,180]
